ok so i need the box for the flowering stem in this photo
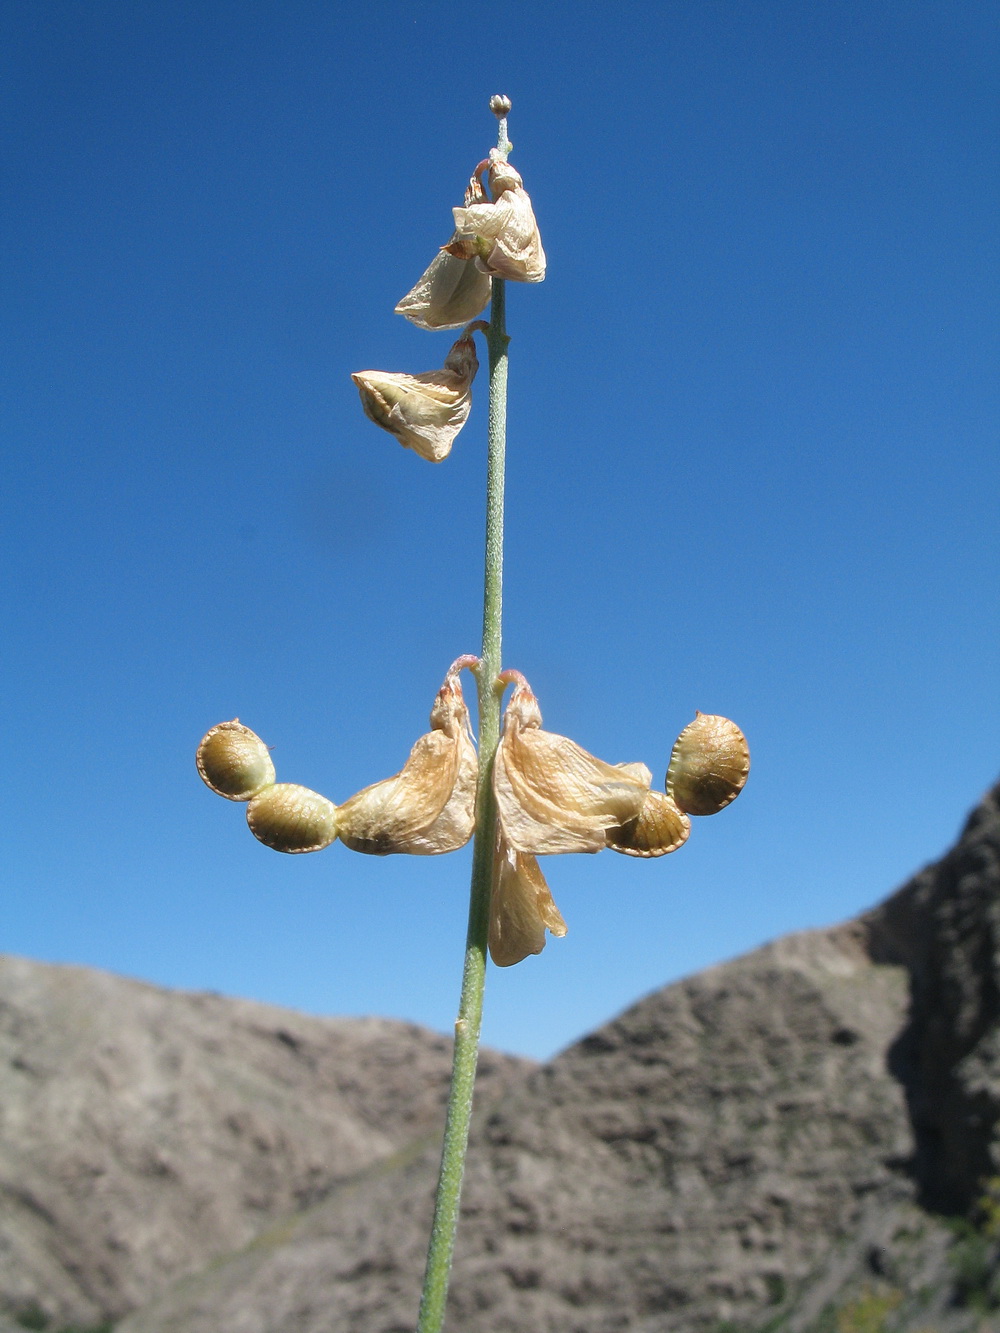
[414,108,511,1333]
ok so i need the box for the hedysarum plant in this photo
[196,95,749,1333]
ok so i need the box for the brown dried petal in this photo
[666,712,750,816]
[337,662,477,855]
[489,837,567,968]
[607,790,691,858]
[493,676,649,854]
[352,333,479,463]
[246,783,338,854]
[196,720,275,801]
[395,250,492,331]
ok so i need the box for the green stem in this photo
[414,125,511,1333]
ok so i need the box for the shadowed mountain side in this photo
[117,779,1000,1333]
[117,927,918,1333]
[0,958,531,1329]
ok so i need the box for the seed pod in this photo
[607,790,691,858]
[666,713,750,816]
[246,783,338,854]
[337,657,478,855]
[196,720,275,802]
[493,672,650,855]
[489,835,567,968]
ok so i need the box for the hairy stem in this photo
[414,114,511,1333]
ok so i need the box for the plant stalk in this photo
[414,133,510,1333]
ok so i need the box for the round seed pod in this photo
[666,713,750,816]
[246,783,338,854]
[197,721,276,802]
[607,790,691,858]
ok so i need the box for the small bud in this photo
[493,672,650,855]
[447,157,545,283]
[489,835,567,968]
[246,783,338,854]
[666,713,750,816]
[196,720,275,802]
[607,789,691,858]
[352,332,479,463]
[337,659,478,855]
[489,94,512,118]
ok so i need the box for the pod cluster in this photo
[196,721,338,854]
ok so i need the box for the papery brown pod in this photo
[607,789,691,858]
[337,657,478,855]
[488,835,567,968]
[246,783,338,854]
[493,671,650,855]
[446,155,546,283]
[352,331,480,463]
[666,713,750,816]
[196,720,275,802]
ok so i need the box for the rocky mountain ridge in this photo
[3,778,999,1332]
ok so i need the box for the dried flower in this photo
[666,713,750,816]
[394,248,493,331]
[395,154,544,329]
[445,155,546,283]
[488,834,567,968]
[246,783,338,854]
[352,331,480,462]
[196,720,275,801]
[337,657,478,854]
[493,671,650,854]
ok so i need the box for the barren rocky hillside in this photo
[4,778,1000,1333]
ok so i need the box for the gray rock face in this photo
[0,959,528,1328]
[7,779,1000,1332]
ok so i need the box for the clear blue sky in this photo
[3,2,998,1060]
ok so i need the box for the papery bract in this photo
[493,672,650,854]
[337,658,478,855]
[352,332,479,462]
[488,835,567,967]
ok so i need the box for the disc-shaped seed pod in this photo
[246,783,338,854]
[607,789,691,858]
[196,720,276,802]
[666,713,750,816]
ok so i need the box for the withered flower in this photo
[493,671,650,855]
[395,155,544,329]
[394,247,493,332]
[446,155,546,283]
[352,331,480,462]
[337,657,478,855]
[488,835,567,968]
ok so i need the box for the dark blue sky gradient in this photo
[3,2,998,1057]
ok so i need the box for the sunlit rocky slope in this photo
[4,779,999,1333]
